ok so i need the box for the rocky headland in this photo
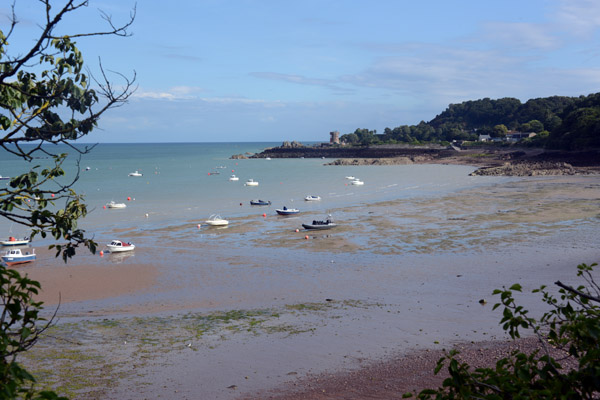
[239,142,600,176]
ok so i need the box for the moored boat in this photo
[205,214,229,226]
[107,240,135,252]
[128,170,143,177]
[302,216,336,230]
[304,195,321,201]
[106,201,127,209]
[1,248,35,266]
[250,199,271,206]
[245,179,259,186]
[1,236,30,246]
[229,174,239,181]
[276,207,299,215]
[351,179,364,185]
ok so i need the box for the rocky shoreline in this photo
[237,144,600,176]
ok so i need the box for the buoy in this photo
[145,213,149,218]
[197,224,201,229]
[232,169,235,172]
[103,205,106,209]
[305,235,309,240]
[208,172,211,175]
[127,196,131,201]
[240,202,243,206]
[262,213,266,217]
[295,229,299,232]
[100,251,104,257]
[51,193,55,198]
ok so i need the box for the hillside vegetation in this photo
[341,93,600,150]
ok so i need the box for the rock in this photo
[230,154,249,159]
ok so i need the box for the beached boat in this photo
[229,174,239,181]
[304,195,321,201]
[106,201,127,209]
[107,240,135,253]
[1,248,36,266]
[351,179,364,185]
[250,199,271,206]
[128,171,143,177]
[245,179,259,186]
[276,207,300,215]
[302,217,336,230]
[205,214,229,226]
[0,236,30,246]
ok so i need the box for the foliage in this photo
[410,262,600,399]
[0,1,135,398]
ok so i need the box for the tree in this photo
[1,1,135,397]
[491,124,508,138]
[411,262,600,399]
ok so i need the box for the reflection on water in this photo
[107,251,135,264]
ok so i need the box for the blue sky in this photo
[4,0,600,142]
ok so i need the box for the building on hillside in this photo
[506,131,536,142]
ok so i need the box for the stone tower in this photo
[330,131,340,144]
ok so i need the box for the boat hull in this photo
[1,253,35,266]
[250,200,271,206]
[276,209,299,215]
[107,245,135,252]
[302,223,336,230]
[1,239,30,246]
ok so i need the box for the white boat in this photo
[106,201,127,209]
[266,157,271,160]
[107,240,135,252]
[229,174,239,181]
[85,166,91,171]
[345,176,356,180]
[351,179,364,185]
[245,179,259,186]
[0,175,9,180]
[276,207,300,215]
[205,214,229,226]
[304,195,321,201]
[1,248,35,266]
[1,236,30,246]
[128,171,143,177]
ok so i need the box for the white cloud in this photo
[556,0,600,37]
[483,22,559,50]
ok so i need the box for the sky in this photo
[3,0,600,143]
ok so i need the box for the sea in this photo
[0,142,506,242]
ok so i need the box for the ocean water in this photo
[0,142,505,240]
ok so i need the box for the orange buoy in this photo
[197,224,201,228]
[99,251,104,257]
[262,213,266,217]
[305,235,309,240]
[127,196,131,201]
[232,169,235,172]
[51,193,55,198]
[295,229,299,232]
[103,205,106,209]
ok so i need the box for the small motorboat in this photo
[85,166,91,171]
[345,176,356,180]
[1,236,30,246]
[351,179,364,185]
[205,214,229,226]
[250,199,271,206]
[229,174,240,181]
[266,157,271,160]
[302,216,336,230]
[106,201,127,209]
[245,179,259,186]
[276,207,300,215]
[128,171,143,177]
[304,195,321,201]
[0,175,10,180]
[1,248,35,266]
[107,240,135,253]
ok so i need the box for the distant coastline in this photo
[231,142,600,176]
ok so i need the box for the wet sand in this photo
[17,174,600,399]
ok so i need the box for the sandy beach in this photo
[16,171,600,399]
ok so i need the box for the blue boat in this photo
[1,248,36,266]
[250,199,271,206]
[276,206,299,215]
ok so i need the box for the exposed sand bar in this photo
[17,174,600,399]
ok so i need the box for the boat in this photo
[250,199,271,206]
[128,171,143,177]
[205,214,229,226]
[302,216,337,230]
[106,201,127,209]
[266,157,271,160]
[107,240,135,253]
[351,179,364,185]
[85,166,91,171]
[1,248,36,266]
[276,207,300,215]
[245,179,259,186]
[0,175,9,180]
[304,195,321,201]
[345,176,356,180]
[229,174,239,181]
[1,236,30,246]
[216,166,226,169]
